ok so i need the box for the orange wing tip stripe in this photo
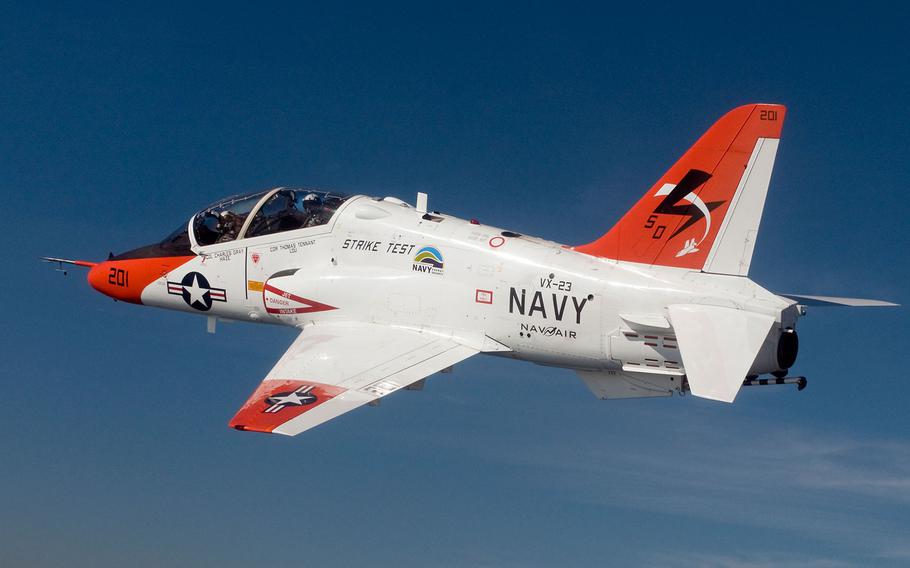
[229,380,347,434]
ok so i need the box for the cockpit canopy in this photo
[193,188,351,246]
[110,187,351,261]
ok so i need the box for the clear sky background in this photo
[1,3,908,567]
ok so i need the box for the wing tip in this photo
[229,422,269,434]
[229,379,346,436]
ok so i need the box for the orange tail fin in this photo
[575,104,786,274]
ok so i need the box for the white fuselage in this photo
[139,195,798,384]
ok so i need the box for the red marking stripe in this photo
[263,284,337,315]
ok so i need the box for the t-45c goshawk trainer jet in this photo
[45,104,897,436]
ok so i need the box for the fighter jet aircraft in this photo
[44,104,897,436]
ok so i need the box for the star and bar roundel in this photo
[167,271,338,315]
[167,271,226,311]
[229,380,346,433]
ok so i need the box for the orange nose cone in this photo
[87,261,140,303]
[87,261,113,294]
[87,256,194,304]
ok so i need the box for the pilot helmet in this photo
[301,192,322,210]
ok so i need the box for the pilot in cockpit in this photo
[216,210,242,242]
[298,192,324,228]
[269,191,303,232]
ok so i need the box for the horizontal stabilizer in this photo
[619,313,672,331]
[668,304,775,403]
[780,294,898,307]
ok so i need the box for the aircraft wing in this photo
[229,323,481,436]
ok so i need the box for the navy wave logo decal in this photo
[412,246,444,275]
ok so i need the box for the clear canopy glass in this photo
[192,188,351,246]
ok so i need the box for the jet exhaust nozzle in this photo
[776,328,799,370]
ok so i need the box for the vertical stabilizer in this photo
[575,104,785,275]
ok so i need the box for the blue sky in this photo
[1,3,908,566]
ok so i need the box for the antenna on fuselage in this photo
[416,192,428,214]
